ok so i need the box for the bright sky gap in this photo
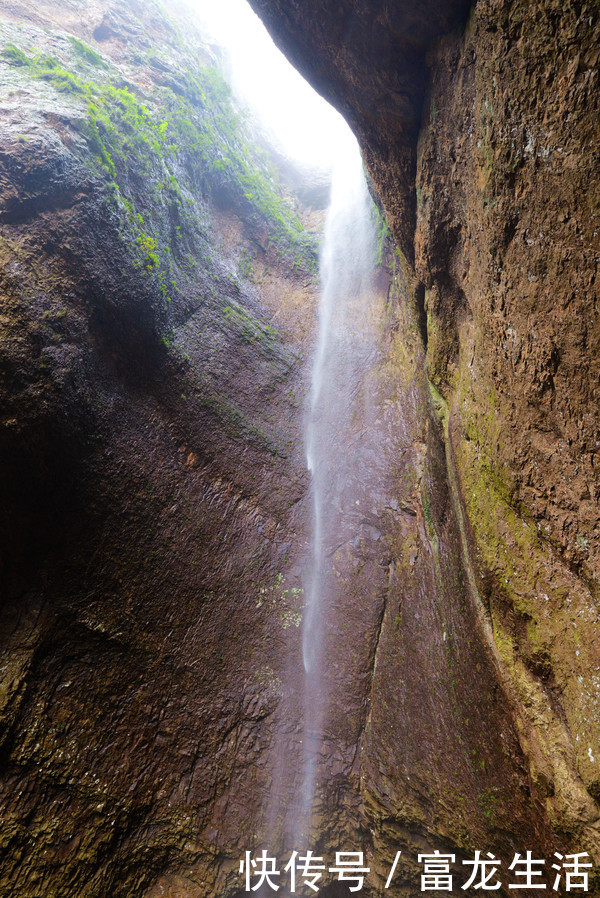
[187,0,353,170]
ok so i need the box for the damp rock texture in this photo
[252,0,600,879]
[0,0,599,895]
[0,0,321,894]
[248,0,472,261]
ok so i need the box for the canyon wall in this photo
[0,0,598,895]
[0,1,321,893]
[249,0,600,883]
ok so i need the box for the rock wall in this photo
[250,0,600,882]
[1,0,599,894]
[417,0,600,857]
[0,1,321,893]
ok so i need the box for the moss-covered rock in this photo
[0,1,320,895]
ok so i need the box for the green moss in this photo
[1,34,317,299]
[34,52,60,70]
[452,388,553,680]
[427,380,447,423]
[371,202,390,266]
[136,232,160,271]
[1,44,31,66]
[425,299,460,394]
[238,247,255,280]
[68,36,107,68]
[257,573,304,629]
[38,65,84,94]
[423,492,433,528]
[198,391,279,455]
[476,787,501,823]
[222,301,278,348]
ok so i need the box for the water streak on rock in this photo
[299,130,377,838]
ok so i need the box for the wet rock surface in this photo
[0,1,319,893]
[0,0,598,895]
[250,0,600,887]
[415,1,600,857]
[248,0,473,262]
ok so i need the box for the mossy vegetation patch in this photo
[222,301,278,348]
[0,29,318,303]
[1,42,31,66]
[371,201,390,266]
[67,36,107,68]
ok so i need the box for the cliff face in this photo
[418,0,600,849]
[0,2,321,893]
[252,0,600,870]
[247,0,472,263]
[1,0,599,895]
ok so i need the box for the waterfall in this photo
[298,130,377,841]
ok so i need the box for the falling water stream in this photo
[297,131,378,844]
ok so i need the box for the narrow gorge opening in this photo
[189,0,394,870]
[189,0,392,868]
